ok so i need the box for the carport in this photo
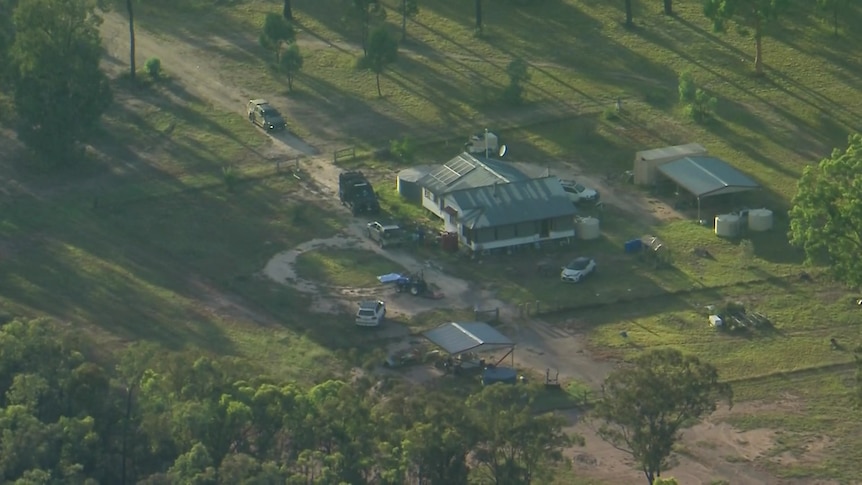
[657,156,760,220]
[423,322,515,367]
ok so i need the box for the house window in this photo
[540,219,551,238]
[424,188,432,200]
[493,228,498,240]
[513,224,518,237]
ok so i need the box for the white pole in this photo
[484,128,489,159]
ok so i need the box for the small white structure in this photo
[709,315,724,328]
[633,143,708,185]
[576,216,601,240]
[715,214,741,238]
[465,131,499,156]
[747,208,774,232]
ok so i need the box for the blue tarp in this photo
[377,273,403,284]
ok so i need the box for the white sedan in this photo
[561,257,597,283]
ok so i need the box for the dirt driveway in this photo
[98,13,797,484]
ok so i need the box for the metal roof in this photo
[657,156,760,198]
[417,153,529,194]
[448,176,578,229]
[637,143,707,161]
[423,322,514,355]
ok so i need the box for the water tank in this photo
[396,165,434,203]
[714,214,741,238]
[576,216,601,240]
[748,208,774,232]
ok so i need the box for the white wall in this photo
[464,228,576,252]
[422,188,446,219]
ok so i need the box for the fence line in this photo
[333,146,356,163]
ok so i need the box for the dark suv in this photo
[247,99,286,131]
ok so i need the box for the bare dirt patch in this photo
[564,400,839,485]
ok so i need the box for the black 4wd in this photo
[339,171,380,215]
[247,99,286,131]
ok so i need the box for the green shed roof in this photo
[658,156,760,198]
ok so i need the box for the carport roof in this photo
[423,322,514,355]
[657,156,760,198]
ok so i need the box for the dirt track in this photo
[97,12,813,484]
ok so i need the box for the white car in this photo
[560,257,596,283]
[355,300,386,327]
[560,179,600,204]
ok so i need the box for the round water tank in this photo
[576,216,601,240]
[748,208,774,232]
[396,165,434,203]
[715,214,740,238]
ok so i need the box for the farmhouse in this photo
[417,152,530,219]
[442,177,578,252]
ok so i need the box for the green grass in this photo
[2,0,861,479]
[294,248,406,287]
[0,89,359,381]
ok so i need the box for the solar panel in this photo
[430,156,477,186]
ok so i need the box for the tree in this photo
[594,348,732,484]
[259,12,295,64]
[361,27,398,97]
[350,0,383,57]
[282,0,292,20]
[663,0,673,15]
[280,43,303,91]
[789,134,862,288]
[625,0,634,27]
[126,0,136,81]
[475,0,483,34]
[467,384,576,484]
[10,0,112,162]
[0,0,18,82]
[817,0,849,36]
[400,0,418,41]
[856,347,862,407]
[703,0,790,75]
[394,391,477,485]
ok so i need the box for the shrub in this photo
[222,165,239,192]
[738,239,755,268]
[677,70,717,123]
[145,57,162,79]
[389,136,415,164]
[602,106,620,122]
[678,70,696,104]
[502,58,530,105]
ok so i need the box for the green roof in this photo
[657,156,760,198]
[448,177,578,229]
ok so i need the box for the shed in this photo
[423,322,515,366]
[396,165,435,203]
[633,143,708,185]
[657,156,760,219]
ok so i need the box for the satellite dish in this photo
[498,145,508,158]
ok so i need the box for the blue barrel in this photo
[624,239,643,253]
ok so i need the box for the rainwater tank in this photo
[714,214,741,238]
[396,165,434,203]
[576,217,601,240]
[747,208,774,232]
